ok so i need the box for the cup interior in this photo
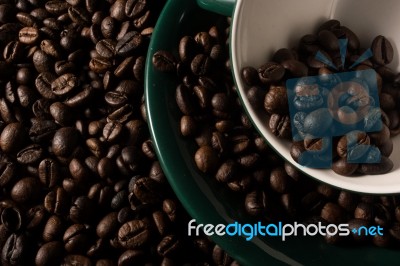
[231,0,400,193]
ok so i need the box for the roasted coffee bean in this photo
[337,191,358,212]
[157,234,181,257]
[117,250,144,266]
[70,196,94,224]
[0,207,22,231]
[35,241,63,266]
[133,177,162,204]
[152,50,176,73]
[115,31,143,56]
[270,167,293,193]
[3,41,23,63]
[264,85,288,114]
[118,219,151,249]
[0,162,15,187]
[43,215,63,242]
[96,39,116,59]
[51,73,79,96]
[212,245,233,266]
[61,255,92,266]
[16,144,43,164]
[318,30,340,51]
[33,50,53,73]
[179,35,199,63]
[332,158,359,176]
[303,108,333,136]
[96,212,119,239]
[215,159,238,183]
[321,202,346,224]
[1,122,27,153]
[125,0,146,19]
[194,146,219,173]
[258,62,285,84]
[358,156,394,175]
[19,26,39,44]
[68,6,90,25]
[269,113,291,139]
[52,127,79,157]
[2,233,27,265]
[36,72,57,100]
[11,177,41,204]
[245,190,267,216]
[44,187,69,215]
[191,54,211,76]
[63,223,90,253]
[371,35,394,65]
[45,1,69,15]
[281,59,308,77]
[337,131,370,158]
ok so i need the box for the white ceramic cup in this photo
[202,0,400,193]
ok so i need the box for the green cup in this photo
[146,0,400,264]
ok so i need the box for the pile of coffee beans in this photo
[0,0,238,265]
[154,18,400,249]
[241,20,399,176]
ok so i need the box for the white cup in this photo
[200,0,400,193]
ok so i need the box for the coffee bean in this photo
[245,190,267,216]
[44,187,69,215]
[68,6,90,25]
[18,26,39,44]
[194,146,219,173]
[332,158,359,176]
[0,162,15,187]
[258,62,285,84]
[61,255,92,266]
[191,54,211,76]
[337,191,358,212]
[269,113,291,139]
[175,84,198,115]
[321,202,346,224]
[118,250,145,266]
[118,219,151,249]
[11,177,41,204]
[16,144,43,164]
[35,241,63,266]
[264,85,288,114]
[63,224,90,253]
[270,167,293,193]
[281,59,308,77]
[157,234,181,257]
[115,31,143,56]
[43,215,63,242]
[371,35,394,65]
[36,72,57,99]
[3,41,23,63]
[358,156,394,175]
[0,207,22,231]
[2,233,27,265]
[52,127,79,157]
[51,73,79,96]
[125,0,146,19]
[152,50,176,73]
[33,50,53,73]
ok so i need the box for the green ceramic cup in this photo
[145,0,400,265]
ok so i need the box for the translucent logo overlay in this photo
[286,39,382,168]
